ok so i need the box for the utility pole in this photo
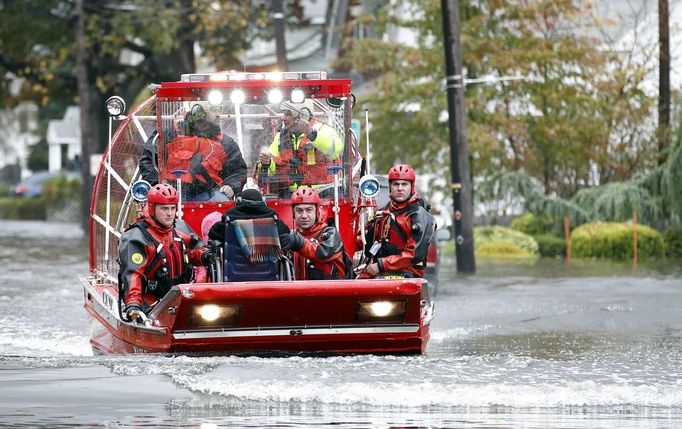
[658,0,670,165]
[272,0,288,71]
[441,0,476,274]
[75,0,93,234]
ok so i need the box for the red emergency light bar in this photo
[156,72,351,101]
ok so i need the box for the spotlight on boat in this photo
[130,180,151,203]
[290,88,305,103]
[230,89,246,105]
[207,89,223,106]
[267,88,283,104]
[356,300,407,323]
[105,96,126,117]
[359,175,380,199]
[189,304,241,328]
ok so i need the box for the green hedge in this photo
[571,222,665,259]
[43,176,82,205]
[476,241,537,259]
[0,197,47,220]
[474,226,539,258]
[663,229,682,258]
[535,234,566,258]
[510,213,554,235]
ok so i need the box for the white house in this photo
[46,106,81,173]
[0,101,39,180]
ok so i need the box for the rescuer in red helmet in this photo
[117,183,216,322]
[287,187,351,280]
[359,164,435,279]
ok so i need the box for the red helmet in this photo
[147,183,178,213]
[388,164,416,182]
[291,187,321,205]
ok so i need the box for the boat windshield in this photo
[156,95,354,202]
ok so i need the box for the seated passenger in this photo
[142,104,248,201]
[118,184,215,322]
[258,102,343,197]
[287,188,351,280]
[208,188,292,250]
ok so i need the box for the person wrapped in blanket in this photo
[208,188,294,253]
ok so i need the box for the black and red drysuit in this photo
[118,213,207,309]
[359,192,435,279]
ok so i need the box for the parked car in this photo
[373,175,449,297]
[12,171,79,197]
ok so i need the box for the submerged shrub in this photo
[663,229,682,258]
[476,242,537,259]
[571,222,665,259]
[0,197,47,220]
[474,225,539,257]
[535,234,566,258]
[510,213,554,236]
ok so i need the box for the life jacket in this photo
[126,219,193,299]
[275,131,337,187]
[162,135,227,186]
[369,198,427,260]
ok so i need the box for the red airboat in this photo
[81,71,434,355]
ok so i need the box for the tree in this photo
[1,0,274,228]
[337,0,657,199]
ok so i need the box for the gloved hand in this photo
[124,303,144,323]
[288,231,305,252]
[201,247,217,265]
[288,157,302,168]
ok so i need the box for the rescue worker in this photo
[142,104,248,201]
[359,164,435,279]
[118,183,216,322]
[258,102,343,196]
[287,188,351,280]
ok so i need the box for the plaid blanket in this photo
[233,218,281,263]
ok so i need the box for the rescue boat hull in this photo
[82,277,434,355]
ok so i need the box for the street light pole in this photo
[441,0,476,274]
[272,0,288,71]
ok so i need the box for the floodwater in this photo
[1,219,681,428]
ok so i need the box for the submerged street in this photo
[0,220,681,428]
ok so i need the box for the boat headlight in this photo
[356,300,407,323]
[189,304,241,328]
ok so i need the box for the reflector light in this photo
[356,300,407,323]
[105,96,126,117]
[359,175,380,198]
[291,88,305,103]
[230,89,246,105]
[189,304,241,328]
